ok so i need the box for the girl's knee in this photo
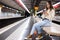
[33,23,37,28]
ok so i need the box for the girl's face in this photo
[46,2,50,9]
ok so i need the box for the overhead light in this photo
[34,6,39,11]
[12,9,15,10]
[53,2,60,7]
[2,6,5,7]
[16,0,30,13]
[9,8,11,9]
[6,7,8,8]
[16,10,19,12]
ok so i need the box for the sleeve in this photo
[51,9,55,19]
[41,14,45,19]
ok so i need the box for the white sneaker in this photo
[36,36,43,40]
[24,37,32,40]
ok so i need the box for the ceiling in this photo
[0,0,59,12]
[0,0,26,11]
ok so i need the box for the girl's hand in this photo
[44,11,49,16]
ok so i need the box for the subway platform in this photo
[0,0,60,40]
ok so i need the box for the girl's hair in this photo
[46,1,53,11]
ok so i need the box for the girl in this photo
[28,1,55,38]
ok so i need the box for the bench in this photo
[34,17,60,36]
[34,17,60,40]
